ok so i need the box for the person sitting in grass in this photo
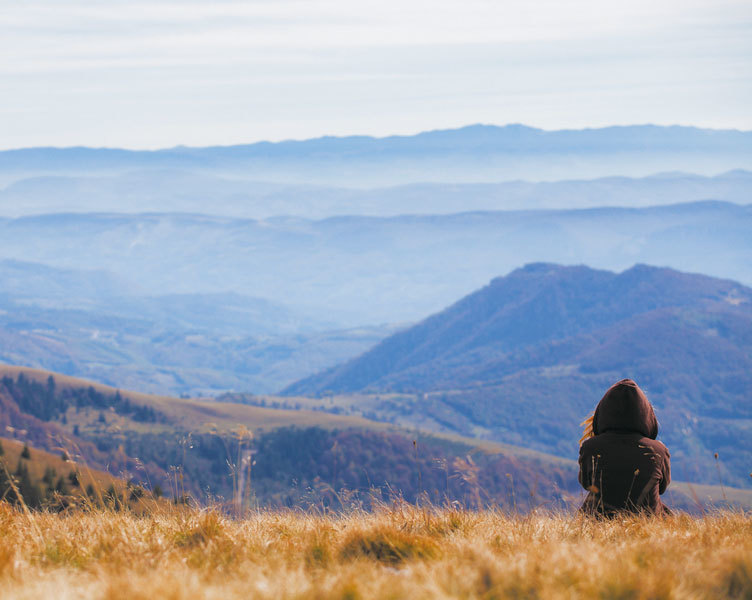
[578,378,671,516]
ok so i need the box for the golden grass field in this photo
[0,503,750,599]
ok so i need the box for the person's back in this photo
[578,379,671,516]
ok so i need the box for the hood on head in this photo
[592,379,658,439]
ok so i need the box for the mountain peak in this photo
[285,263,752,397]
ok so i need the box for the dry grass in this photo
[0,503,749,599]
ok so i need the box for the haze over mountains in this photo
[2,169,752,220]
[1,201,750,327]
[0,259,394,395]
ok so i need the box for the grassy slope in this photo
[0,506,750,599]
[0,436,162,511]
[1,437,108,488]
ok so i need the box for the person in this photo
[578,378,671,516]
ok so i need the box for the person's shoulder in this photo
[639,437,670,457]
[579,436,602,453]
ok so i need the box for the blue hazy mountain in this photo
[2,168,752,219]
[2,124,751,186]
[0,201,749,326]
[284,263,752,489]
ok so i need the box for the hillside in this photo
[0,436,157,511]
[285,264,752,488]
[2,124,752,186]
[0,365,584,509]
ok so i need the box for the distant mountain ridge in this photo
[1,201,751,327]
[5,123,752,160]
[285,264,752,488]
[2,124,751,186]
[2,168,752,219]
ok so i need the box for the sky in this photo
[1,0,751,149]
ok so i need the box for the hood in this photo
[592,379,658,439]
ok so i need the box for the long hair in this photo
[579,412,594,446]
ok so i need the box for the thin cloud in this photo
[0,0,750,147]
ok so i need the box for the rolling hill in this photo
[0,365,583,509]
[285,264,752,488]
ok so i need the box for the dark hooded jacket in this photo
[578,379,671,516]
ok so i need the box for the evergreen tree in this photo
[14,459,42,508]
[0,464,9,500]
[42,466,56,486]
[68,470,80,487]
[20,444,31,459]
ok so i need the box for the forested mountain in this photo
[2,124,751,186]
[285,264,752,488]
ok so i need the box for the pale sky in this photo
[1,0,751,149]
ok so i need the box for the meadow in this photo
[0,502,749,599]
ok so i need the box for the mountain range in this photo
[1,200,751,395]
[1,201,751,329]
[2,169,752,220]
[285,263,752,488]
[2,124,752,186]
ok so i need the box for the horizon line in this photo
[2,122,751,153]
